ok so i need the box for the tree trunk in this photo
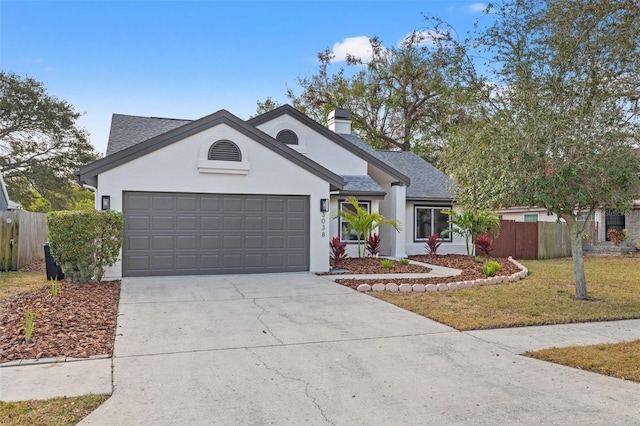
[566,217,588,300]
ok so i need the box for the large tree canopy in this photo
[442,0,640,299]
[281,22,473,164]
[0,72,98,211]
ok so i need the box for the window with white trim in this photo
[339,200,370,242]
[414,206,451,241]
[523,213,538,222]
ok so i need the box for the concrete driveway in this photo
[81,273,640,425]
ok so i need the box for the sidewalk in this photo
[322,259,462,280]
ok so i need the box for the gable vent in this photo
[276,129,299,145]
[208,140,242,161]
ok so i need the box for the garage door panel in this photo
[223,217,242,231]
[152,236,174,250]
[176,196,197,211]
[201,236,221,249]
[245,217,263,230]
[153,216,174,230]
[288,235,306,249]
[176,216,198,230]
[152,255,175,270]
[223,235,242,249]
[128,215,151,231]
[127,195,151,211]
[123,192,309,276]
[127,256,150,271]
[287,217,306,231]
[245,235,265,249]
[152,196,175,210]
[128,236,150,250]
[245,198,264,211]
[266,217,284,230]
[223,198,242,211]
[176,236,197,250]
[201,198,221,211]
[201,216,221,230]
[176,255,197,270]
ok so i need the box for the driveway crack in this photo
[247,348,335,425]
[225,279,246,299]
[252,299,284,345]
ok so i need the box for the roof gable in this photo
[78,109,344,189]
[248,105,410,186]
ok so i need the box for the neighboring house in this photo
[0,168,19,210]
[499,204,640,246]
[78,105,465,278]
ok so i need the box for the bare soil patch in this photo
[0,281,120,364]
[336,255,522,290]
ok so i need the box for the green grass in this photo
[371,256,640,331]
[0,271,48,299]
[0,394,108,426]
[527,340,640,383]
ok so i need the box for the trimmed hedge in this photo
[47,210,124,283]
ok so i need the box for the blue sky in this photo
[1,0,488,154]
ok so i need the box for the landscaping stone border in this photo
[357,256,528,293]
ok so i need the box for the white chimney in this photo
[327,109,352,134]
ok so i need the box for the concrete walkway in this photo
[1,273,639,425]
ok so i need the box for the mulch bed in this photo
[326,257,431,274]
[0,281,120,364]
[336,254,523,290]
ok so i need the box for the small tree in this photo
[47,210,124,282]
[335,196,400,258]
[441,208,500,256]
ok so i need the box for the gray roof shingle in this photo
[106,114,192,155]
[340,175,386,195]
[339,133,455,201]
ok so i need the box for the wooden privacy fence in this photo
[0,210,48,271]
[489,219,578,260]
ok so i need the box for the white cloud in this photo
[465,3,488,13]
[330,36,374,63]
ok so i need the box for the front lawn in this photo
[371,256,640,330]
[0,394,108,426]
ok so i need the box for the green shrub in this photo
[47,210,124,283]
[482,260,502,277]
[381,259,394,269]
[400,258,410,265]
[474,256,483,263]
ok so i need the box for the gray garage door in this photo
[123,192,309,276]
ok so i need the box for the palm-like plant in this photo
[441,208,500,256]
[335,197,401,258]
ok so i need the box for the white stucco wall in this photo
[97,123,332,278]
[255,115,368,175]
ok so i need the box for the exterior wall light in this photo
[101,195,111,210]
[320,198,329,212]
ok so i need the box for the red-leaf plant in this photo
[366,233,381,257]
[425,233,441,256]
[476,234,495,256]
[330,236,348,268]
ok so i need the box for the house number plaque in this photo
[321,212,326,237]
